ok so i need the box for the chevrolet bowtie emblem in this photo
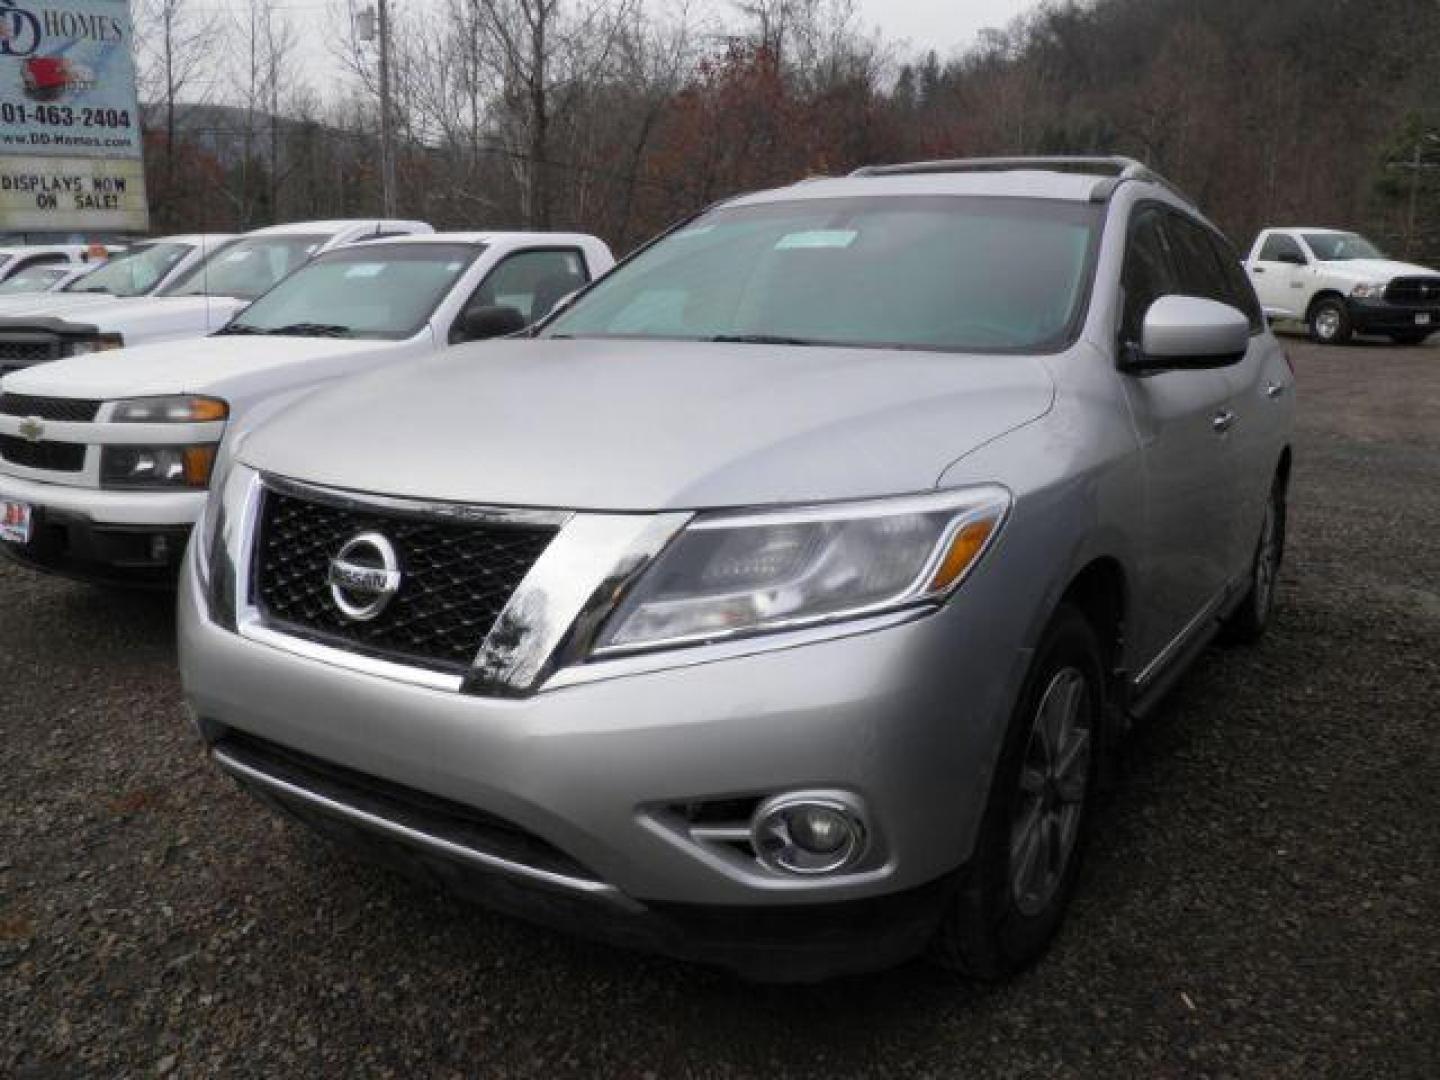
[18,416,44,442]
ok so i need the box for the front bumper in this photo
[178,537,1033,977]
[0,472,203,585]
[1347,297,1440,335]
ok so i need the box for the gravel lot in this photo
[3,338,1438,1078]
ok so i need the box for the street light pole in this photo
[377,0,396,218]
[1389,133,1440,259]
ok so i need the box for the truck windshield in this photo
[545,196,1102,353]
[1303,233,1384,261]
[161,234,327,300]
[62,242,190,297]
[217,243,481,340]
[0,265,68,293]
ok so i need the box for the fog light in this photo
[752,793,867,875]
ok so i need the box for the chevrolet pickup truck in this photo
[0,231,612,584]
[1244,227,1440,344]
[0,220,431,377]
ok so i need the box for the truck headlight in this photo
[1350,283,1387,300]
[64,333,124,356]
[593,486,1010,655]
[111,395,228,423]
[100,444,218,489]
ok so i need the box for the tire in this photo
[931,603,1104,980]
[1389,332,1431,346]
[1221,475,1287,644]
[1308,297,1352,345]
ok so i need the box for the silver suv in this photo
[180,158,1295,980]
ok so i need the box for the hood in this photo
[62,295,247,342]
[3,334,396,400]
[239,338,1056,511]
[1318,258,1437,282]
[0,292,122,317]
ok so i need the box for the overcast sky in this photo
[850,0,1040,54]
[193,0,1044,104]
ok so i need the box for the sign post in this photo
[0,0,148,235]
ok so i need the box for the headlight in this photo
[64,333,123,356]
[593,486,1010,654]
[1350,283,1388,299]
[100,444,218,489]
[111,395,228,423]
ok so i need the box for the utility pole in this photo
[358,2,397,217]
[1388,133,1440,259]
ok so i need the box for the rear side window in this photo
[1119,206,1176,347]
[1258,233,1305,263]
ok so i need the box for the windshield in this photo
[545,196,1101,352]
[1304,233,1384,261]
[0,265,69,293]
[161,234,327,300]
[219,243,481,339]
[61,242,190,297]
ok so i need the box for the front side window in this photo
[464,248,588,325]
[1120,206,1176,347]
[162,234,327,300]
[62,242,191,297]
[545,196,1102,353]
[1302,232,1384,262]
[1258,234,1306,263]
[220,243,482,340]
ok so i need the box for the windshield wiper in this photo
[263,323,353,338]
[213,322,266,336]
[710,333,825,346]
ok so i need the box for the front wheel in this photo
[1221,478,1287,644]
[1308,298,1353,345]
[931,604,1103,980]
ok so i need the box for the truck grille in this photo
[0,434,85,472]
[0,393,101,422]
[1384,276,1440,306]
[253,487,559,673]
[0,340,59,373]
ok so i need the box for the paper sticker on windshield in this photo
[344,264,384,278]
[775,230,857,251]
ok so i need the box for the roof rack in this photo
[847,156,1193,206]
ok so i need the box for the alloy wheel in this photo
[1009,667,1092,918]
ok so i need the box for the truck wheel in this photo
[1389,332,1431,346]
[931,604,1102,980]
[1308,298,1352,344]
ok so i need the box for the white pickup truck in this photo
[0,220,431,378]
[1244,227,1440,345]
[0,231,613,585]
[0,234,236,314]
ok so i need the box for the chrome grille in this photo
[252,486,559,673]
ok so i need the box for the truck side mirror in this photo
[451,304,527,344]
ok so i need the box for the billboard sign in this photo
[0,0,147,233]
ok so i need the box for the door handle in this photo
[1212,410,1236,433]
[1252,266,1265,274]
[1264,381,1287,399]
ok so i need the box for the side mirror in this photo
[1126,295,1250,372]
[451,304,527,344]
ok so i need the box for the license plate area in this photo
[1416,313,1432,326]
[1,500,33,545]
